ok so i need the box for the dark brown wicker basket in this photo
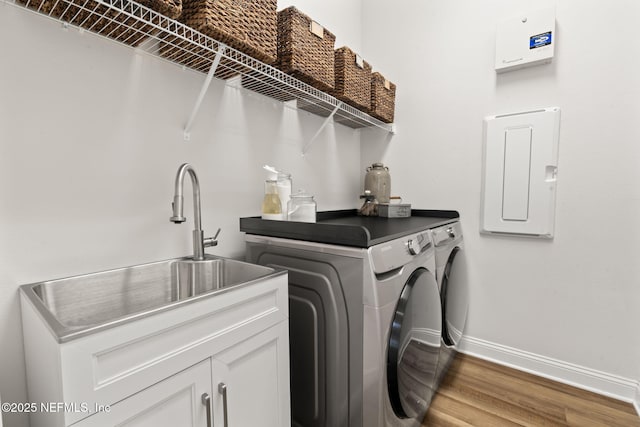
[141,0,181,19]
[18,0,180,46]
[276,6,335,93]
[332,46,372,111]
[17,0,56,15]
[370,72,396,123]
[180,0,277,64]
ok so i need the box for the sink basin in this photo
[20,255,283,342]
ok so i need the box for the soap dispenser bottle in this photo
[262,179,283,220]
[262,165,292,220]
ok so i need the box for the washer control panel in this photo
[432,222,462,247]
[407,238,421,255]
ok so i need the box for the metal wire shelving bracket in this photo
[183,45,226,141]
[301,102,342,156]
[9,0,396,142]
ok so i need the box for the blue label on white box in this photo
[530,31,552,49]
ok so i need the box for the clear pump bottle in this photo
[263,165,292,219]
[261,179,283,220]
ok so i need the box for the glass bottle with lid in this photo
[287,190,317,223]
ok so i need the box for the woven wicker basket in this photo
[370,72,396,123]
[333,46,372,111]
[17,0,56,15]
[180,0,277,64]
[276,6,335,93]
[18,0,180,46]
[141,0,181,19]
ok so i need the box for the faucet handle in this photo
[204,228,221,248]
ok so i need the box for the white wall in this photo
[0,2,362,425]
[3,2,640,425]
[361,0,640,400]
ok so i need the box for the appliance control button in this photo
[407,239,421,255]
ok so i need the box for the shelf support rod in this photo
[184,44,227,141]
[302,102,343,155]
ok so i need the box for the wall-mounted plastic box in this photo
[481,107,561,238]
[495,8,556,73]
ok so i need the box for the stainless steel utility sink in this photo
[20,255,283,342]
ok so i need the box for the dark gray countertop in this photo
[240,209,459,248]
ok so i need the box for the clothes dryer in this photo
[431,221,469,386]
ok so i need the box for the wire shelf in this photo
[10,0,395,132]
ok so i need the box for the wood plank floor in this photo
[422,353,640,427]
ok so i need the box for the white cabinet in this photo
[75,360,213,427]
[21,274,290,427]
[75,321,290,427]
[211,322,290,427]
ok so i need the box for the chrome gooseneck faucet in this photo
[170,163,220,260]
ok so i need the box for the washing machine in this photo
[431,221,468,386]
[241,210,459,427]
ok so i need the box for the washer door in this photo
[441,247,469,347]
[387,268,441,421]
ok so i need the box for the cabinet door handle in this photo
[201,393,212,427]
[218,382,229,427]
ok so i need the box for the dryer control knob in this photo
[407,239,421,255]
[447,227,456,239]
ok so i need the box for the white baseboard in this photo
[459,335,639,406]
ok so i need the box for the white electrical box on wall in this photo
[481,107,560,238]
[495,8,556,73]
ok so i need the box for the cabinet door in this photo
[76,359,212,427]
[212,322,291,427]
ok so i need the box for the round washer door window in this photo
[387,267,442,420]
